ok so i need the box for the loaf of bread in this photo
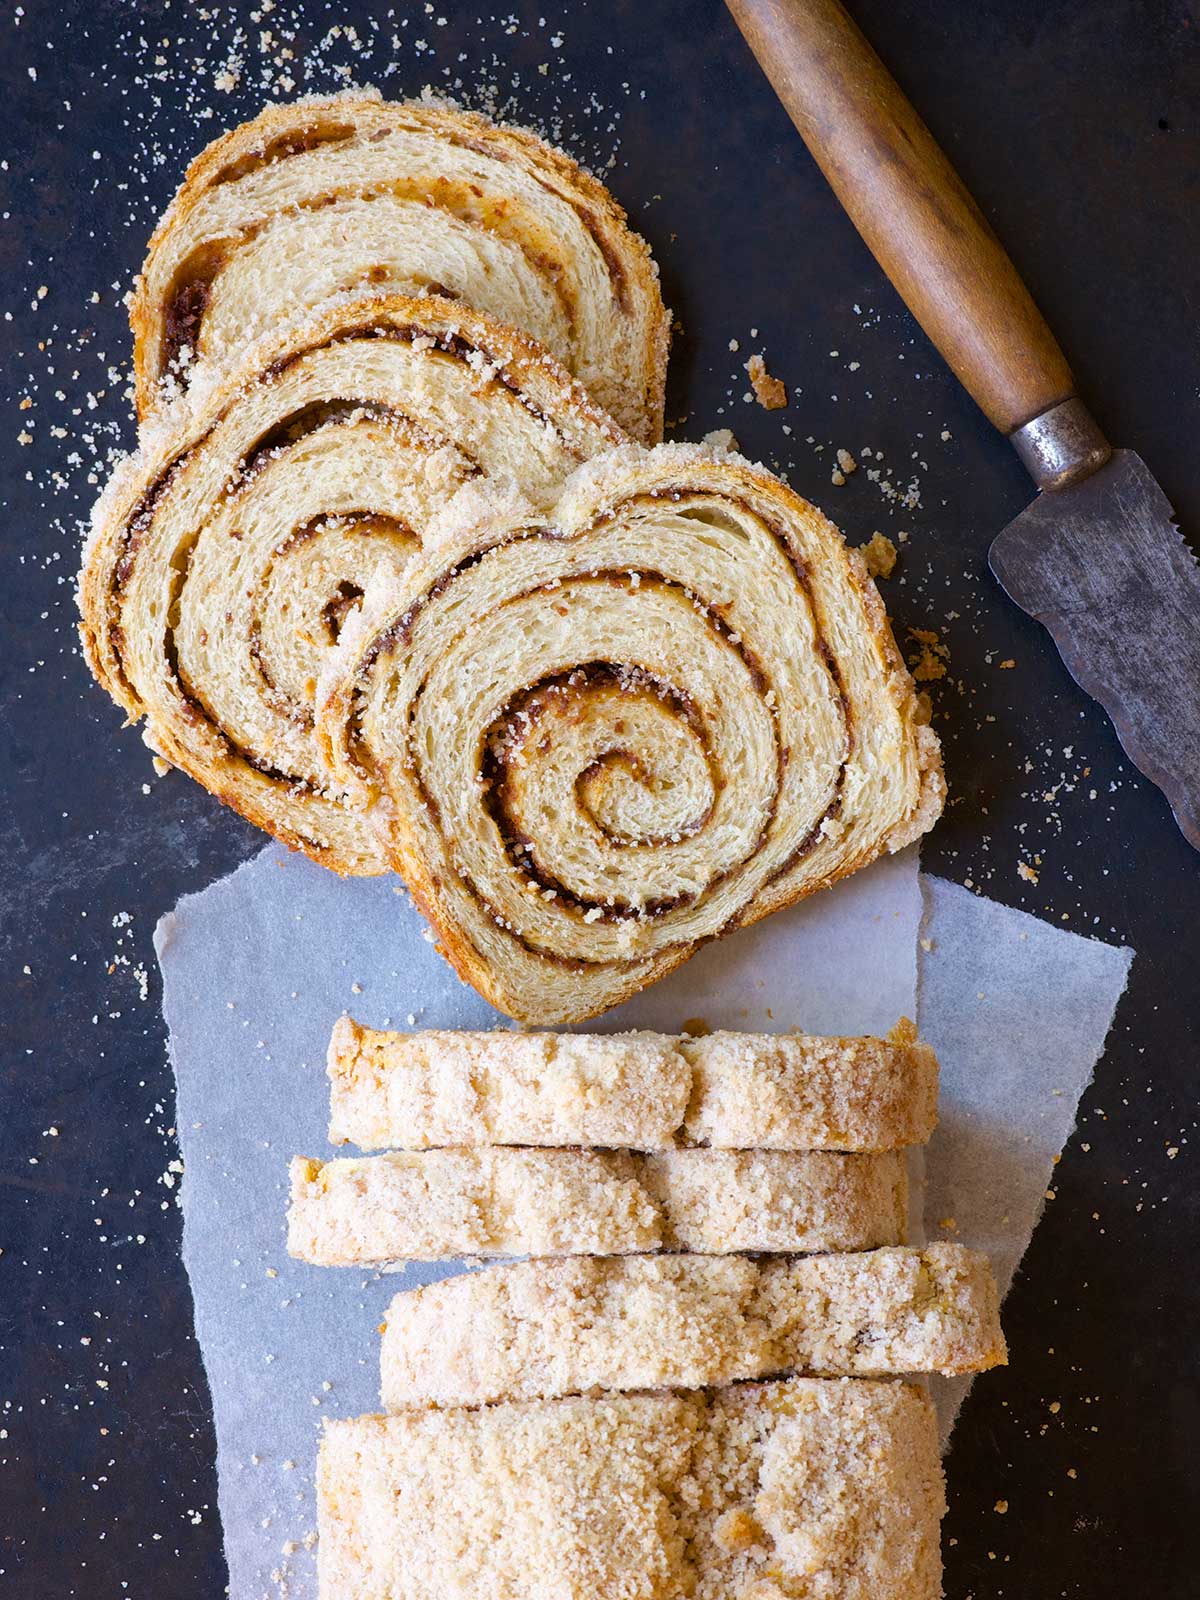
[78,294,622,875]
[318,443,944,1021]
[379,1244,1006,1407]
[130,92,668,442]
[328,1017,939,1151]
[287,1147,908,1264]
[317,1377,944,1599]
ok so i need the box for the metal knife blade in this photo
[989,449,1200,848]
[724,0,1200,846]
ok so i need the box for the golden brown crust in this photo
[379,1245,1006,1408]
[317,443,945,1017]
[326,1018,939,1151]
[78,292,623,874]
[130,91,669,443]
[317,1379,944,1599]
[286,1147,908,1265]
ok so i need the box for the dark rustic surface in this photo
[1,0,1197,1594]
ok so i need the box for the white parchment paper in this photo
[916,875,1133,1437]
[156,845,1130,1599]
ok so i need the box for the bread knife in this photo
[726,0,1200,849]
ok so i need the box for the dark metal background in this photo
[1,0,1197,1593]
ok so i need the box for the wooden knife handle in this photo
[725,0,1076,436]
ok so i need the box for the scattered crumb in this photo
[1017,861,1040,885]
[701,428,740,453]
[745,352,787,410]
[859,531,897,579]
[907,627,949,682]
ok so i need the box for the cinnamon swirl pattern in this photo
[319,445,945,1021]
[78,295,623,875]
[130,93,668,443]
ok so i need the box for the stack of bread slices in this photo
[289,1019,1005,1598]
[79,91,945,1026]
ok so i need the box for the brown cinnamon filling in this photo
[159,240,232,381]
[322,581,366,644]
[208,121,357,188]
[352,512,854,965]
[155,127,636,391]
[110,411,425,799]
[482,662,718,916]
[398,588,827,946]
[246,511,414,723]
[111,314,537,820]
[234,398,405,482]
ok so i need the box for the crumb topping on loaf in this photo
[287,1147,909,1264]
[326,1017,940,1151]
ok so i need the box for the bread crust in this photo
[318,443,945,1018]
[317,1378,945,1599]
[327,1017,939,1151]
[78,292,623,875]
[130,91,669,443]
[286,1147,909,1265]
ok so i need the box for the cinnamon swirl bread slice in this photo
[319,443,945,1018]
[78,294,622,874]
[131,92,668,443]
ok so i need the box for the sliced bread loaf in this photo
[379,1244,1006,1407]
[287,1147,909,1265]
[328,1017,939,1152]
[318,1377,944,1599]
[131,92,668,442]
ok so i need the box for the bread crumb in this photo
[745,353,787,410]
[859,532,897,579]
[907,628,949,682]
[714,1507,762,1552]
[700,428,739,453]
[1017,861,1039,884]
[994,1500,1009,1515]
